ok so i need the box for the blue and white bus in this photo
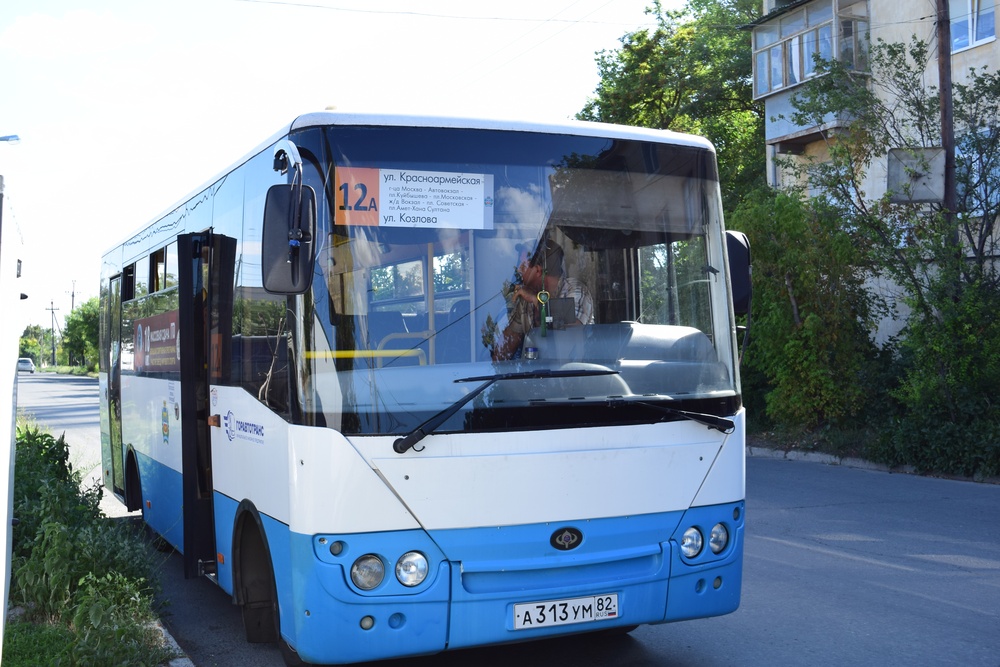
[99,112,750,665]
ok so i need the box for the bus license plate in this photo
[513,593,619,630]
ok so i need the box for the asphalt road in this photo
[16,373,1000,667]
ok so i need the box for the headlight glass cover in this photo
[395,551,429,587]
[680,527,703,558]
[709,523,729,554]
[351,554,385,590]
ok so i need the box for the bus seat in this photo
[366,311,408,347]
[437,299,471,363]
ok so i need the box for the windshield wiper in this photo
[393,368,619,454]
[634,401,735,434]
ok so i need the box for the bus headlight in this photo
[709,523,729,554]
[395,551,429,587]
[680,527,703,558]
[351,555,385,590]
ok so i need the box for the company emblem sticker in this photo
[550,527,583,551]
[222,410,265,445]
[224,410,236,441]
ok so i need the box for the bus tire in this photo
[126,452,174,552]
[124,450,142,512]
[280,639,306,666]
[234,505,279,645]
[601,624,639,636]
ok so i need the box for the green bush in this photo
[6,426,177,666]
[869,280,1000,478]
[730,187,882,430]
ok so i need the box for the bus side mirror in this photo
[261,183,317,294]
[726,230,751,316]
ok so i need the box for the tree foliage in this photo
[19,324,50,365]
[729,188,882,428]
[787,39,1000,476]
[578,0,764,210]
[61,297,100,370]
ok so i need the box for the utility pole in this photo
[68,280,76,311]
[936,0,958,243]
[47,300,59,366]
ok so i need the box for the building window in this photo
[803,23,835,77]
[951,0,996,51]
[753,1,844,98]
[956,126,1000,217]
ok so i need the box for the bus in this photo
[99,112,751,665]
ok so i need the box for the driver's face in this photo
[518,257,542,289]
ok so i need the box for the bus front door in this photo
[177,232,236,580]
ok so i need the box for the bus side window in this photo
[150,248,166,292]
[134,255,148,298]
[122,264,136,301]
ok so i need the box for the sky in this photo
[0,0,684,332]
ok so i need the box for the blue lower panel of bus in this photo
[135,452,184,552]
[215,498,743,665]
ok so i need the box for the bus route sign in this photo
[335,166,494,230]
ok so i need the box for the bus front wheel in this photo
[236,518,279,645]
[234,509,309,665]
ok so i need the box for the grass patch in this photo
[5,425,178,666]
[37,365,96,377]
[2,619,74,665]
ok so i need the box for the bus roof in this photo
[286,111,716,153]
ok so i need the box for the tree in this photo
[578,0,765,211]
[18,337,41,363]
[729,188,884,429]
[20,324,53,366]
[786,39,1000,476]
[62,297,100,370]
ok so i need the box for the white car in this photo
[16,358,35,373]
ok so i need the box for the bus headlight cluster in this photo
[680,523,730,559]
[350,552,429,590]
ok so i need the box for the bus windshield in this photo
[288,124,738,435]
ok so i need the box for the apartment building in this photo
[745,0,996,343]
[747,0,996,191]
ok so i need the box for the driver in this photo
[491,238,594,361]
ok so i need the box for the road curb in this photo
[152,619,195,667]
[747,445,1000,484]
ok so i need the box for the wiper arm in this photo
[393,368,619,454]
[635,401,735,434]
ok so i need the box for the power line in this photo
[468,0,622,86]
[233,0,656,27]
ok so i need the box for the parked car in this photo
[16,358,35,373]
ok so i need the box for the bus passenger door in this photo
[104,275,125,500]
[177,232,237,580]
